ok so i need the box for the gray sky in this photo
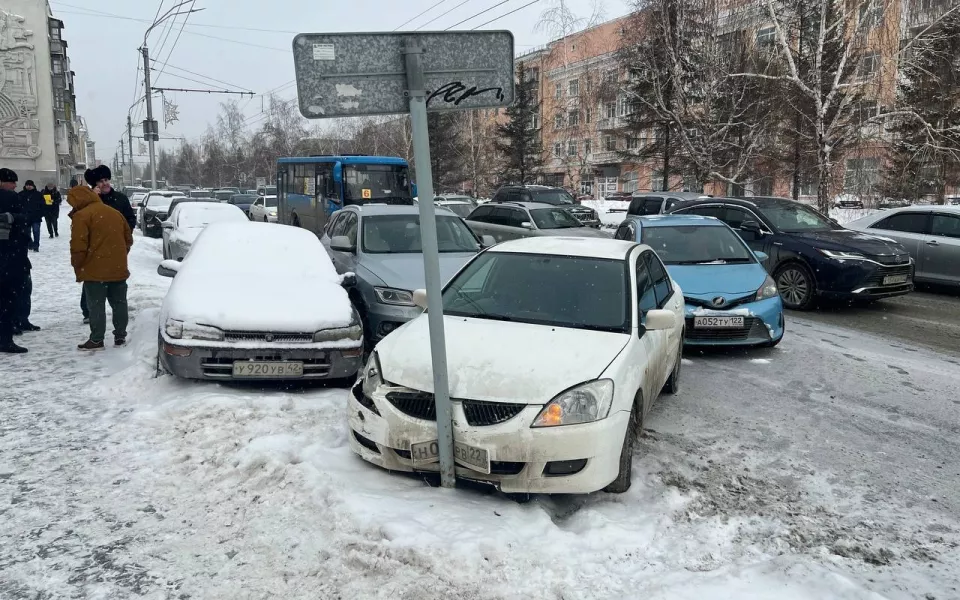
[53,0,628,165]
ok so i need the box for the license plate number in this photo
[409,440,491,474]
[694,316,744,329]
[232,361,303,378]
[883,274,908,285]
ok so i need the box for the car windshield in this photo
[263,196,278,207]
[530,189,575,205]
[179,206,246,228]
[441,203,473,218]
[362,214,480,254]
[344,164,411,202]
[759,202,838,232]
[443,252,628,333]
[529,207,583,229]
[147,197,175,210]
[263,185,277,195]
[641,225,755,265]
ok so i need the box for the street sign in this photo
[292,31,514,118]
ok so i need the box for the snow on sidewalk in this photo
[2,214,957,599]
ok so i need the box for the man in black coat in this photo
[19,180,45,252]
[42,181,62,238]
[0,168,30,353]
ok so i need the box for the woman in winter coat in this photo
[18,180,45,251]
[41,182,62,238]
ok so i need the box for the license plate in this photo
[694,316,744,329]
[883,274,908,285]
[409,440,491,474]
[232,361,303,378]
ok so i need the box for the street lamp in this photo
[140,1,204,190]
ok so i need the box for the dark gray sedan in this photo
[464,201,611,243]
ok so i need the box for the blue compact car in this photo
[614,214,785,347]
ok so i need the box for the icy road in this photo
[1,217,959,600]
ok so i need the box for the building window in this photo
[844,158,880,194]
[553,142,562,158]
[554,113,564,129]
[603,135,616,152]
[584,139,592,155]
[651,170,665,192]
[568,79,579,97]
[52,59,62,74]
[626,136,639,150]
[858,52,880,78]
[753,178,774,196]
[585,108,592,123]
[859,0,883,29]
[756,26,776,47]
[580,177,594,195]
[605,102,616,120]
[530,114,541,130]
[623,170,639,194]
[555,82,563,99]
[682,174,703,193]
[526,66,540,82]
[528,88,539,104]
[798,174,819,196]
[49,27,61,41]
[855,101,880,125]
[567,140,578,156]
[568,109,579,128]
[616,96,632,117]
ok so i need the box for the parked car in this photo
[139,190,185,238]
[156,222,364,381]
[436,193,477,206]
[668,197,914,309]
[249,195,278,222]
[845,206,960,288]
[321,204,492,345]
[626,192,711,216]
[490,184,600,228]
[257,184,278,197]
[161,202,249,261]
[946,197,960,206]
[228,193,258,217]
[615,214,784,346]
[834,195,865,209]
[465,202,610,243]
[434,198,475,218]
[189,189,214,199]
[348,236,684,494]
[214,190,235,202]
[122,185,149,198]
[129,192,148,209]
[167,196,218,216]
[878,198,912,210]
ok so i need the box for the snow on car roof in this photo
[173,202,248,225]
[490,236,639,260]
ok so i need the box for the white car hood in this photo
[377,316,628,403]
[163,272,354,332]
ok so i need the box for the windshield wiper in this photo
[573,323,624,333]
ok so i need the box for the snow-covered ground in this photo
[2,213,958,599]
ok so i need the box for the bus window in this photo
[343,164,411,204]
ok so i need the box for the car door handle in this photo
[926,240,939,246]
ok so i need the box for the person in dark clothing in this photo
[42,182,62,238]
[19,180,45,252]
[0,168,30,353]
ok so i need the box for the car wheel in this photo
[774,263,816,310]
[156,333,170,376]
[662,336,683,395]
[263,216,268,223]
[604,394,642,494]
[292,215,301,228]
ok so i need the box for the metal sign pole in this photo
[403,39,456,488]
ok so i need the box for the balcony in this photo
[591,150,621,164]
[50,40,64,55]
[597,117,621,130]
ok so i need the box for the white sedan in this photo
[156,222,364,382]
[348,236,685,494]
[249,195,278,223]
[161,202,248,261]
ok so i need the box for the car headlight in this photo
[532,379,615,428]
[817,249,866,261]
[756,274,779,300]
[314,324,363,342]
[182,322,224,341]
[164,318,183,339]
[362,352,383,398]
[374,287,415,306]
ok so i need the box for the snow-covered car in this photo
[349,236,685,494]
[129,192,147,208]
[249,195,278,222]
[139,190,185,237]
[156,222,364,381]
[161,202,249,261]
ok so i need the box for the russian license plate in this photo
[694,316,744,329]
[232,361,303,378]
[409,440,491,474]
[883,274,908,285]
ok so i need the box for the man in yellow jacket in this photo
[67,179,133,350]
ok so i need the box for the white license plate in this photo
[232,361,303,378]
[694,316,744,329]
[883,274,908,285]
[409,440,491,474]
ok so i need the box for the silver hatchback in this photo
[464,201,610,243]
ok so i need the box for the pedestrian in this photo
[77,166,135,324]
[19,180,45,252]
[42,181,62,238]
[0,167,30,353]
[68,176,133,350]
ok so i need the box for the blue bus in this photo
[276,155,415,236]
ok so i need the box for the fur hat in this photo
[83,168,98,187]
[0,168,18,183]
[95,165,111,182]
[24,179,35,188]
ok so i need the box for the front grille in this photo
[872,254,910,266]
[385,390,436,421]
[684,293,755,311]
[864,264,913,287]
[684,316,768,342]
[462,400,526,426]
[223,331,314,343]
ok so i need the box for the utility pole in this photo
[127,113,135,184]
[142,45,157,190]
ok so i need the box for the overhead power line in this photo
[154,0,196,86]
[471,0,540,29]
[416,0,471,30]
[445,0,512,29]
[149,59,253,92]
[394,0,449,30]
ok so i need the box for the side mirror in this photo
[330,235,355,253]
[753,250,769,262]
[480,234,496,248]
[521,221,534,230]
[340,272,357,287]
[161,221,174,229]
[740,221,763,235]
[157,259,181,278]
[412,288,428,310]
[643,309,676,331]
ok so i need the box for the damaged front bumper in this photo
[684,295,784,346]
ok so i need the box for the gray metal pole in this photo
[142,45,157,190]
[403,38,456,489]
[127,113,135,185]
